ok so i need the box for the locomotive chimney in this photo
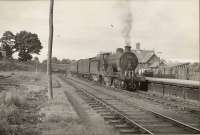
[116,48,124,54]
[136,42,141,50]
[124,44,131,52]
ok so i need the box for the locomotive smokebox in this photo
[116,48,124,54]
[124,45,131,52]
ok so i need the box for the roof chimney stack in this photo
[125,45,131,52]
[136,42,141,50]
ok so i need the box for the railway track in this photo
[103,82,200,114]
[60,76,200,135]
[73,76,200,115]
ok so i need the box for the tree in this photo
[52,57,59,64]
[15,31,43,61]
[61,58,71,64]
[33,56,39,63]
[0,31,16,58]
[42,59,47,64]
[42,57,61,64]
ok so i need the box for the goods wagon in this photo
[90,58,99,75]
[69,62,78,73]
[77,59,90,74]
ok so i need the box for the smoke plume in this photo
[120,0,133,45]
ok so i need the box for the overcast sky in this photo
[0,0,199,62]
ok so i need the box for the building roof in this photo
[149,61,160,68]
[165,62,190,68]
[132,50,155,63]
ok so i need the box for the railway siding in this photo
[146,77,200,102]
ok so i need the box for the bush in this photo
[0,92,40,135]
[3,91,27,107]
[0,61,34,71]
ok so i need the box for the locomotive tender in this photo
[69,45,147,90]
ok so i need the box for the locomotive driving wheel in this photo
[120,80,127,90]
[129,80,137,91]
[103,76,112,87]
[113,79,120,88]
[120,80,137,91]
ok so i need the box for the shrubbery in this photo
[0,90,40,135]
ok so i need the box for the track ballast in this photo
[60,76,200,135]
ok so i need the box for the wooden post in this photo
[35,62,38,73]
[47,0,54,99]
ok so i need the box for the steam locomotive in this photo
[69,45,147,91]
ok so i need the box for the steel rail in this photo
[79,88,153,135]
[64,77,153,134]
[145,109,200,134]
[67,76,200,134]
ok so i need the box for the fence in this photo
[154,64,200,81]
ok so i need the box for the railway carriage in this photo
[76,59,90,78]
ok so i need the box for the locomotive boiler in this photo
[69,45,146,90]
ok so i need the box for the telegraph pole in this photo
[47,0,54,99]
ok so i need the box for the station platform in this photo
[146,77,199,87]
[145,77,200,102]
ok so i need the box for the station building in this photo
[132,43,163,74]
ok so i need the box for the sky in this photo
[0,0,199,62]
